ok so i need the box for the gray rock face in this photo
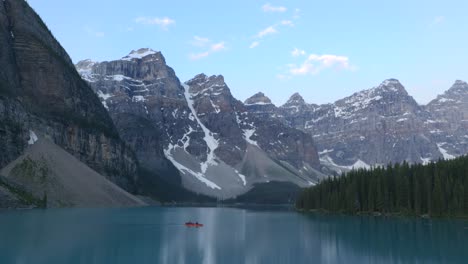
[76,49,200,187]
[263,79,468,174]
[77,54,324,199]
[0,0,137,190]
[244,92,273,106]
[1,138,145,208]
[425,80,468,158]
[244,92,279,120]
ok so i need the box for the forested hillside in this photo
[296,157,468,217]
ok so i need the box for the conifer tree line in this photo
[296,157,468,217]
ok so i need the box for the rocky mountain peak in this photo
[447,80,468,94]
[374,78,408,95]
[428,80,468,106]
[121,48,165,63]
[187,73,225,85]
[75,59,96,78]
[285,92,306,106]
[75,59,96,69]
[244,92,273,105]
[185,74,228,96]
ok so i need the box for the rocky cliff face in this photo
[76,49,200,191]
[0,0,137,191]
[425,80,468,158]
[77,53,323,199]
[260,79,443,174]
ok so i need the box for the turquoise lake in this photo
[0,206,467,263]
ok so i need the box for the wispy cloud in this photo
[281,20,294,27]
[431,16,445,25]
[189,51,210,60]
[276,74,291,80]
[135,16,175,30]
[189,40,227,60]
[84,26,105,38]
[293,8,301,19]
[250,5,299,49]
[249,41,260,49]
[190,36,211,47]
[289,54,356,75]
[211,42,226,52]
[262,3,287,13]
[291,48,306,57]
[257,26,278,38]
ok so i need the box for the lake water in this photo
[0,206,467,264]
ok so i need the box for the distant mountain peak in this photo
[449,80,468,92]
[185,73,230,99]
[121,48,164,62]
[434,80,468,100]
[285,92,306,105]
[75,59,97,71]
[372,78,408,96]
[244,92,273,105]
[187,73,225,86]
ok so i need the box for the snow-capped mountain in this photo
[425,80,468,159]
[76,49,323,199]
[251,79,468,174]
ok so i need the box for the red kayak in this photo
[185,222,203,228]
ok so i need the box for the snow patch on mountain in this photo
[437,143,456,160]
[320,155,370,174]
[28,130,38,145]
[97,90,112,109]
[243,129,259,147]
[235,170,247,186]
[122,48,158,61]
[164,144,221,190]
[183,83,219,173]
[132,95,146,103]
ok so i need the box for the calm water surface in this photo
[0,206,467,264]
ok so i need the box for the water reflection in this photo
[0,207,467,264]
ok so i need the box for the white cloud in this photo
[291,48,306,57]
[190,36,211,47]
[281,20,294,27]
[135,16,175,30]
[249,41,260,49]
[276,74,291,80]
[432,16,445,25]
[289,54,355,75]
[189,40,227,60]
[262,3,287,13]
[189,52,210,60]
[211,42,226,51]
[257,26,278,38]
[84,26,105,38]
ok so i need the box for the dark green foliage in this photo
[296,157,468,218]
[0,176,45,207]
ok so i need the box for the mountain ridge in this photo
[76,49,324,199]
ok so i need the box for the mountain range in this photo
[76,48,468,200]
[76,49,323,200]
[2,0,468,207]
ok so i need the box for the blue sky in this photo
[29,0,468,105]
